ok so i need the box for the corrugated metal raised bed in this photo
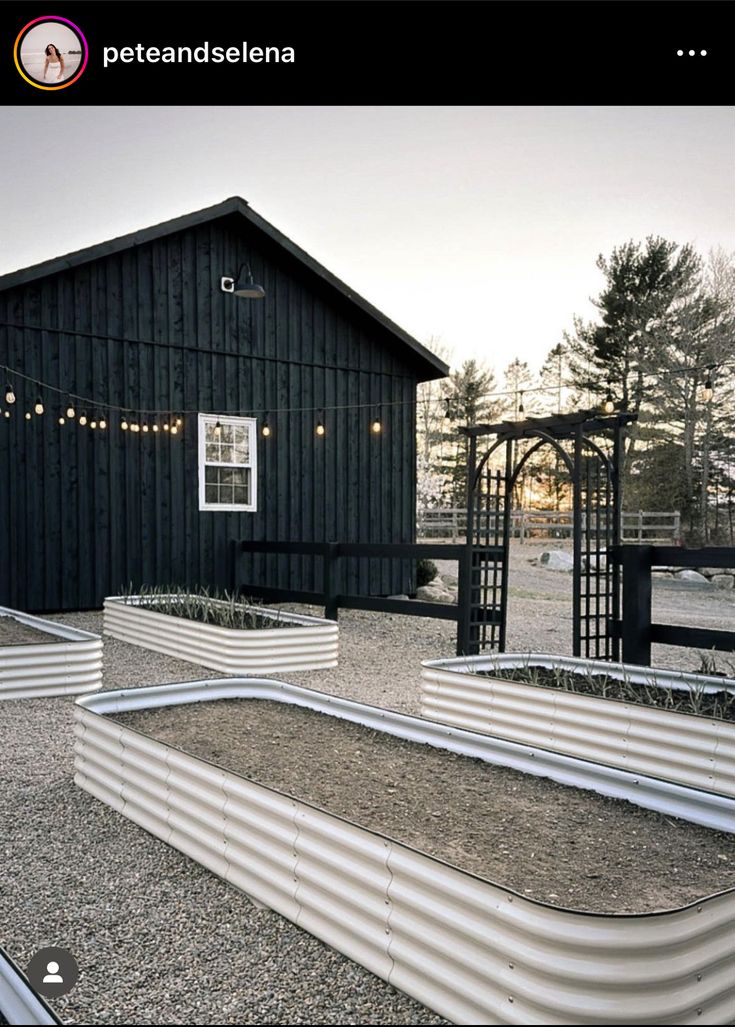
[0,605,102,700]
[74,678,735,1025]
[103,595,338,672]
[421,653,735,803]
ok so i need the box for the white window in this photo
[198,414,257,512]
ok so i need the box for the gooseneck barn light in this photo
[220,262,266,299]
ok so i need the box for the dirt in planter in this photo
[113,698,735,914]
[0,614,59,646]
[480,665,735,722]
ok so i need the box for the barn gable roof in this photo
[0,196,449,381]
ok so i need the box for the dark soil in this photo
[0,614,58,646]
[114,698,735,914]
[481,666,735,722]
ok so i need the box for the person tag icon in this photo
[27,947,78,997]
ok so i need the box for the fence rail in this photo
[235,540,500,655]
[418,508,681,544]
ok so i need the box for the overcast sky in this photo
[2,105,734,372]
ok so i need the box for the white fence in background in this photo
[418,508,681,544]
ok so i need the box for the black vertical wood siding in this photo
[0,213,422,611]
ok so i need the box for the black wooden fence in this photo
[617,545,735,665]
[234,539,500,656]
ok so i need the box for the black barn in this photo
[0,197,448,612]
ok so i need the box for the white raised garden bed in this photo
[0,606,102,700]
[421,652,735,801]
[103,595,338,673]
[75,678,735,1025]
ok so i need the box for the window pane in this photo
[220,467,246,487]
[233,438,249,463]
[205,484,218,503]
[221,424,234,444]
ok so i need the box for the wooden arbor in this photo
[459,410,636,658]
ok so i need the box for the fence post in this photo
[323,543,340,621]
[621,545,653,666]
[452,509,458,544]
[519,508,526,545]
[457,545,472,656]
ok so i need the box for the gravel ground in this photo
[3,547,735,1024]
[0,619,447,1026]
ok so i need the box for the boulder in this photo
[674,569,711,584]
[440,573,459,588]
[540,550,574,572]
[416,585,454,603]
[711,575,735,590]
[697,567,735,578]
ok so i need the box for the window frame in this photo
[197,413,258,513]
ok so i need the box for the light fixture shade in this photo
[234,281,266,299]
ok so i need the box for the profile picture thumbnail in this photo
[14,16,88,90]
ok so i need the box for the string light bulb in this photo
[163,422,169,432]
[315,420,325,437]
[175,417,182,427]
[4,384,15,405]
[702,376,714,403]
[24,411,31,420]
[58,415,65,425]
[142,424,149,433]
[602,384,615,414]
[99,417,107,430]
[3,410,10,419]
[131,422,140,433]
[34,397,44,415]
[170,424,178,435]
[262,421,271,437]
[66,400,75,419]
[79,412,88,426]
[152,424,159,433]
[213,420,222,438]
[121,417,129,431]
[90,419,97,430]
[371,417,382,434]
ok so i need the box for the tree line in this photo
[418,238,735,543]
